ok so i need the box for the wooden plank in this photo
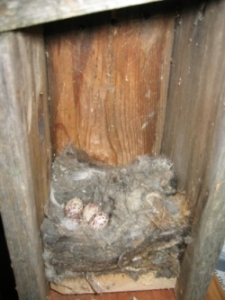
[161,1,225,300]
[49,274,223,300]
[25,27,51,226]
[46,3,174,164]
[0,28,50,300]
[206,274,225,300]
[50,287,176,300]
[50,273,176,294]
[0,0,165,33]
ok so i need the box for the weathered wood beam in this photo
[162,1,225,299]
[0,0,164,33]
[0,27,50,300]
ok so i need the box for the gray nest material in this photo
[41,146,191,285]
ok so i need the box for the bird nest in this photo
[41,146,191,289]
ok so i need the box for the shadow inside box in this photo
[0,215,18,300]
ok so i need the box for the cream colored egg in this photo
[64,198,83,218]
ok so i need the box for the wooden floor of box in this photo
[50,272,176,294]
[50,274,225,300]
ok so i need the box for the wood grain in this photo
[0,28,50,300]
[50,288,176,300]
[50,272,176,294]
[25,27,51,226]
[46,4,174,164]
[0,0,165,33]
[161,1,225,300]
[50,274,225,300]
[206,274,225,300]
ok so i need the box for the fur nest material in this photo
[41,146,191,286]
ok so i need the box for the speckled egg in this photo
[89,212,109,230]
[64,198,83,219]
[83,202,100,223]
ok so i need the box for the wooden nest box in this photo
[0,1,225,300]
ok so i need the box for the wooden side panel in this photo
[46,4,174,165]
[161,1,225,300]
[0,28,50,300]
[0,0,165,33]
[25,28,51,226]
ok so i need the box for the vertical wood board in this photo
[162,0,225,206]
[0,28,50,300]
[161,1,225,299]
[46,4,174,164]
[25,27,51,226]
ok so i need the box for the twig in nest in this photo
[151,219,164,230]
[117,250,128,269]
[85,272,104,294]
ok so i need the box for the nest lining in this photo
[41,146,191,287]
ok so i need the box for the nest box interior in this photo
[1,1,225,300]
[41,3,186,293]
[39,1,225,295]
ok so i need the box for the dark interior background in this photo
[0,215,18,300]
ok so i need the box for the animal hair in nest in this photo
[41,146,191,287]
